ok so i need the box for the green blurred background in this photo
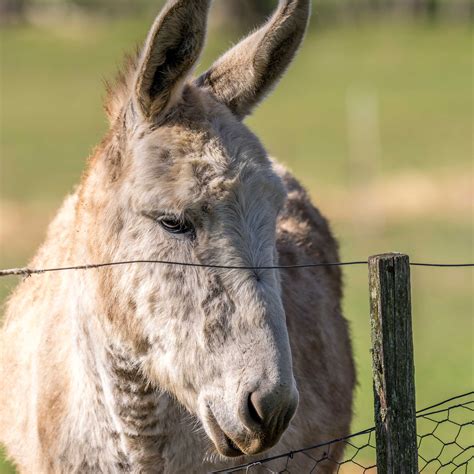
[0,0,472,472]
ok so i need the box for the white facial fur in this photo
[88,88,298,456]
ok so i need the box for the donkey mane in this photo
[104,51,140,123]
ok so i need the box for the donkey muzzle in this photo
[205,384,299,457]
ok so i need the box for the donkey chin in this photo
[198,385,299,457]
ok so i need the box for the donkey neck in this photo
[68,295,203,472]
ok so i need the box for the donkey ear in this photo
[134,0,211,119]
[196,0,310,120]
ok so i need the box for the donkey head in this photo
[85,0,310,458]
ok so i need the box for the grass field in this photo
[0,14,472,472]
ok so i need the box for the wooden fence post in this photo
[368,253,419,473]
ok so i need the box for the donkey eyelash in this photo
[141,210,180,221]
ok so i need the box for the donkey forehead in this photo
[132,137,286,213]
[131,95,286,211]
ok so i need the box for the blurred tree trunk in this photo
[407,0,440,18]
[221,0,273,31]
[411,0,424,14]
[0,0,27,23]
[425,0,440,19]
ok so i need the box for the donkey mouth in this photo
[222,433,245,457]
[205,407,245,457]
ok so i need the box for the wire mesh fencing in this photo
[416,392,473,472]
[212,427,377,473]
[213,392,473,473]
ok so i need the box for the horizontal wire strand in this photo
[416,391,474,414]
[0,260,367,277]
[410,262,474,267]
[0,259,473,278]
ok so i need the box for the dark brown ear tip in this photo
[195,72,211,90]
[133,0,212,119]
[194,0,311,120]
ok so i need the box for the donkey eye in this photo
[158,216,194,236]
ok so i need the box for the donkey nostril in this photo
[238,391,264,432]
[248,392,264,425]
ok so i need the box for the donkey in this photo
[0,1,355,472]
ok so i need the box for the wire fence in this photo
[212,392,473,473]
[417,392,473,473]
[1,254,472,473]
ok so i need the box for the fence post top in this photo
[368,253,409,263]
